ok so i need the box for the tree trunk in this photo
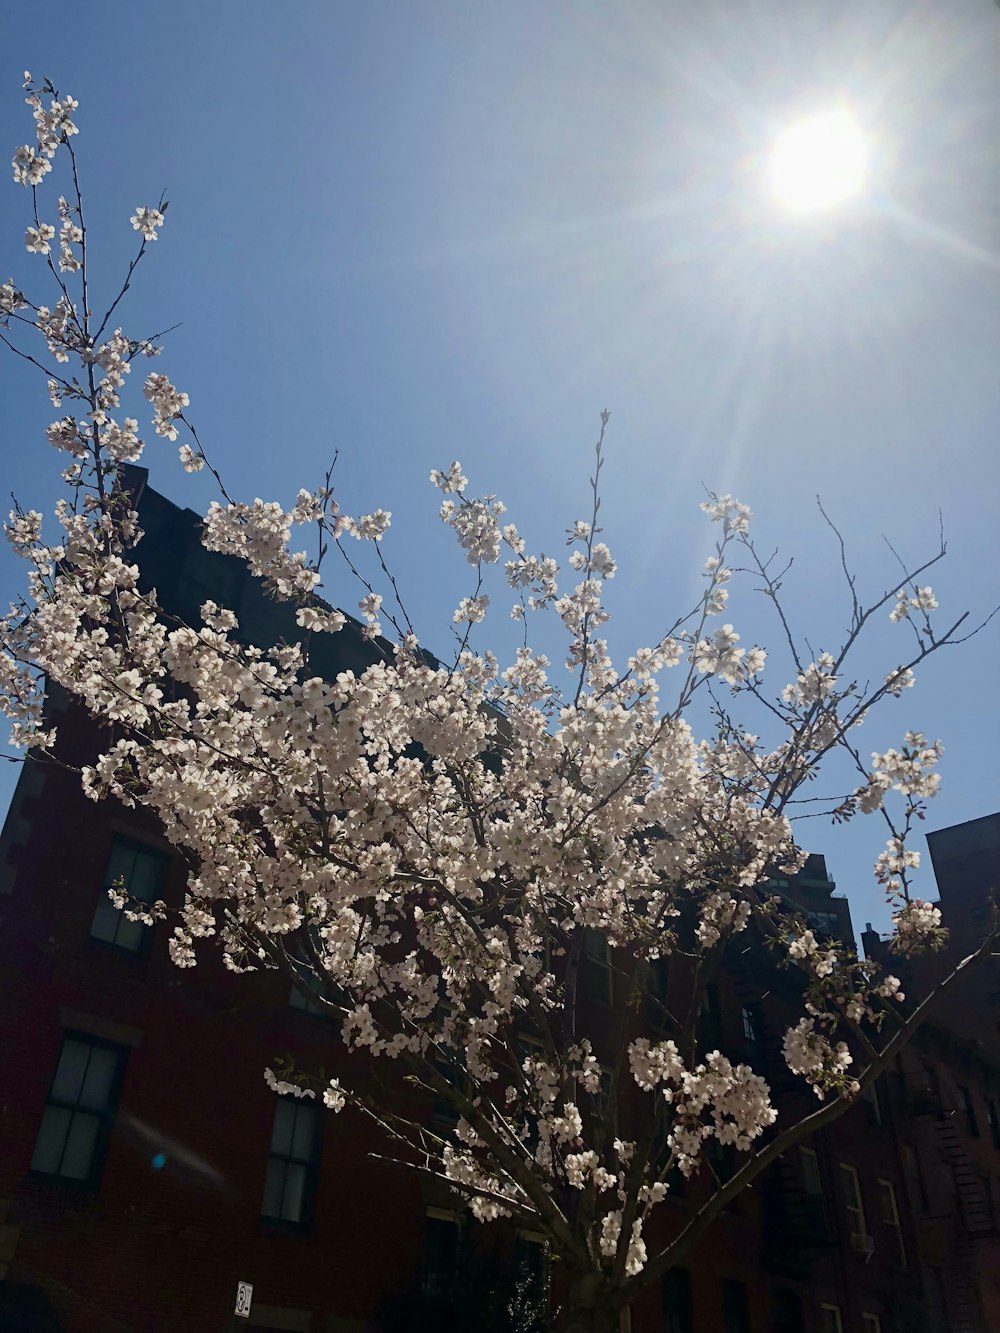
[564,1273,621,1333]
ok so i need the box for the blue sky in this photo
[2,0,998,938]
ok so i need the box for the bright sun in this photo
[769,108,868,215]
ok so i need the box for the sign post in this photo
[235,1282,253,1319]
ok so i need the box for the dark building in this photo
[1,472,997,1332]
[862,812,1000,1333]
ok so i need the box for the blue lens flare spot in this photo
[151,1153,167,1170]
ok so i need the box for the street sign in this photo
[235,1282,253,1319]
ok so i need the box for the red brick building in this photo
[1,472,996,1332]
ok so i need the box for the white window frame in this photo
[819,1304,844,1333]
[862,1315,882,1333]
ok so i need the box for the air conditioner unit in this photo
[850,1232,875,1261]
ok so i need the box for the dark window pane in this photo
[60,1112,100,1179]
[78,1046,117,1111]
[129,847,163,901]
[662,1268,693,1333]
[270,1099,296,1155]
[424,1214,460,1295]
[289,1105,315,1160]
[32,1036,123,1184]
[722,1279,750,1333]
[261,1099,319,1227]
[31,1106,72,1174]
[281,1162,307,1222]
[91,837,166,952]
[90,893,124,944]
[262,1158,286,1219]
[773,1288,804,1333]
[51,1039,91,1104]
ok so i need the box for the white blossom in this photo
[131,206,165,240]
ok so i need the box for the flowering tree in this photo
[2,78,997,1333]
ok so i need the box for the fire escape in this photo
[902,1072,995,1333]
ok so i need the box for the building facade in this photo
[1,473,997,1332]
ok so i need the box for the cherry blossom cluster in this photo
[890,585,938,623]
[782,1018,857,1099]
[12,74,78,188]
[890,899,946,955]
[0,80,979,1298]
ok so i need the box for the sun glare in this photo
[769,108,868,215]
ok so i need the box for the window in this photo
[902,1142,928,1212]
[423,1210,461,1297]
[806,910,840,936]
[982,1174,999,1231]
[90,836,167,952]
[819,1305,843,1333]
[839,1163,867,1240]
[861,1079,883,1126]
[513,1232,549,1304]
[877,1179,906,1267]
[661,1267,693,1333]
[697,983,722,1052]
[772,1288,804,1333]
[646,956,670,1028]
[261,1097,320,1227]
[516,1033,545,1148]
[987,1099,1000,1150]
[957,1085,979,1137]
[926,1267,947,1325]
[430,1010,465,1130]
[721,1279,750,1333]
[801,1146,830,1240]
[862,1316,882,1333]
[288,974,325,1014]
[919,1063,940,1102]
[581,928,612,1006]
[31,1033,124,1184]
[287,947,339,1015]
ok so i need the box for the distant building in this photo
[1,472,997,1331]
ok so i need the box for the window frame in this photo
[957,1084,980,1138]
[661,1266,693,1333]
[30,1030,127,1188]
[861,1079,883,1127]
[839,1162,867,1241]
[89,834,169,956]
[422,1207,462,1299]
[260,1095,322,1232]
[286,943,341,1017]
[876,1177,906,1268]
[902,1141,929,1213]
[800,1145,831,1239]
[646,955,671,1029]
[861,1315,882,1333]
[513,1229,550,1306]
[721,1278,751,1333]
[581,927,613,1007]
[818,1303,844,1333]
